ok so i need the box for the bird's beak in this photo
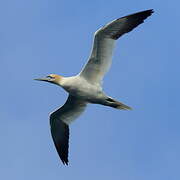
[34,77,50,82]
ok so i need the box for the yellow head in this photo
[34,74,63,86]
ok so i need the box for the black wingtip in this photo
[120,9,154,20]
[144,9,154,13]
[62,160,69,166]
[54,139,69,166]
[148,9,154,13]
[144,9,154,16]
[50,119,70,166]
[129,9,154,19]
[111,9,154,40]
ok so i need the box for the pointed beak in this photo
[34,77,50,82]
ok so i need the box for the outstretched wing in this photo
[80,9,153,84]
[50,95,87,165]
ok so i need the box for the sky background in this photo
[0,0,179,179]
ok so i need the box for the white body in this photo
[61,75,105,103]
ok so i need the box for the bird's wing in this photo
[50,95,87,165]
[80,9,153,84]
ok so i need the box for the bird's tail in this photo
[105,97,132,110]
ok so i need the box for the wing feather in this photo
[50,95,87,165]
[80,9,153,84]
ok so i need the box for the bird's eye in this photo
[46,75,54,79]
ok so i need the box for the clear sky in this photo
[1,0,179,179]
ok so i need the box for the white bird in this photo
[35,9,154,165]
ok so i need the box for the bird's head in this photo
[34,74,63,86]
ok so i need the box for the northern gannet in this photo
[35,9,154,165]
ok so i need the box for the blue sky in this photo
[1,0,179,179]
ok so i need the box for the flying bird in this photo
[35,9,154,165]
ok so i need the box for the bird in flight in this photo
[35,9,154,165]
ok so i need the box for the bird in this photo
[35,9,154,165]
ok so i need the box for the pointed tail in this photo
[106,97,132,110]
